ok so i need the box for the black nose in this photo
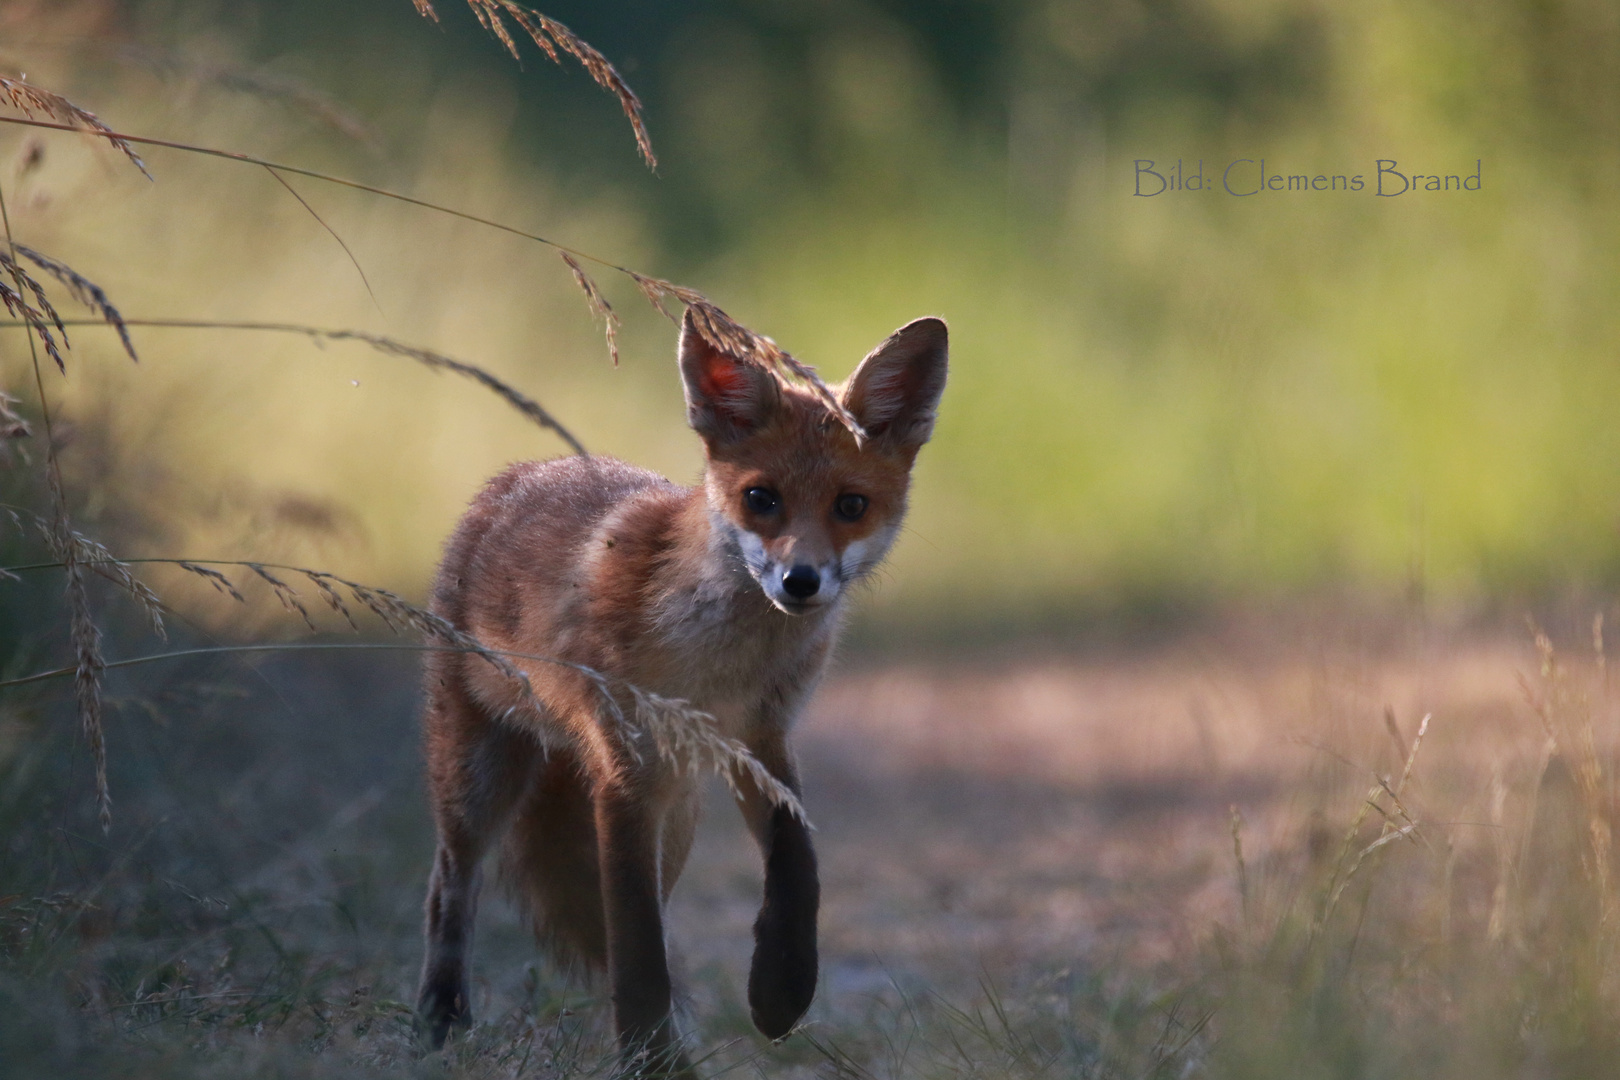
[781,564,820,600]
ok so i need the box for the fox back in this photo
[416,313,947,1068]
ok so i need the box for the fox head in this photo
[679,312,948,615]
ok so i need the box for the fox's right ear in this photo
[841,317,949,453]
[679,310,781,443]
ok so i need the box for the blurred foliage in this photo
[2,0,1618,638]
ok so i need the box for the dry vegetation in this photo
[5,609,1620,1078]
[0,0,848,832]
[3,3,1620,1078]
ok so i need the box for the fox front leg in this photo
[734,742,819,1040]
[594,779,695,1076]
[749,803,819,1039]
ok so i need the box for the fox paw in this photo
[747,924,817,1040]
[416,981,472,1049]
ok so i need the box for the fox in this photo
[415,310,948,1071]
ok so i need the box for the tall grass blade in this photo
[1,555,806,819]
[1,164,111,830]
[263,167,381,313]
[0,115,862,437]
[0,317,587,454]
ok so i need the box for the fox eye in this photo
[743,487,780,515]
[833,493,868,521]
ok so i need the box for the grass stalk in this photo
[0,317,586,453]
[0,173,114,831]
[0,554,807,821]
[0,114,863,435]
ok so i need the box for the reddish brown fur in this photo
[416,313,947,1069]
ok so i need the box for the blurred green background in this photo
[4,0,1619,637]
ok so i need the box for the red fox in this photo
[415,311,948,1070]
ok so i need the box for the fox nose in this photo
[781,564,820,600]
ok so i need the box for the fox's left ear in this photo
[680,310,781,444]
[841,317,948,452]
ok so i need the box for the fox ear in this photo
[841,317,948,452]
[679,310,780,443]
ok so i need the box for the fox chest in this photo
[620,586,832,736]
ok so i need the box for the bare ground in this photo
[671,627,1545,1013]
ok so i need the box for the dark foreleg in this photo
[735,742,819,1040]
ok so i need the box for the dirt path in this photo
[668,634,1551,1012]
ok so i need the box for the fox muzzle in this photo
[781,564,821,600]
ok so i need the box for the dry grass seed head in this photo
[176,560,246,603]
[466,0,524,59]
[559,251,619,366]
[628,271,680,323]
[11,538,806,826]
[297,567,539,698]
[413,1,655,168]
[15,245,137,362]
[685,297,866,440]
[22,512,166,638]
[168,558,540,699]
[0,251,67,372]
[73,536,165,639]
[228,566,799,819]
[0,164,106,825]
[301,570,360,631]
[627,687,809,823]
[1527,623,1618,914]
[1314,714,1432,936]
[525,10,655,169]
[245,563,316,632]
[30,469,112,834]
[43,509,111,830]
[66,555,110,831]
[0,74,151,177]
[313,329,587,455]
[628,273,866,439]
